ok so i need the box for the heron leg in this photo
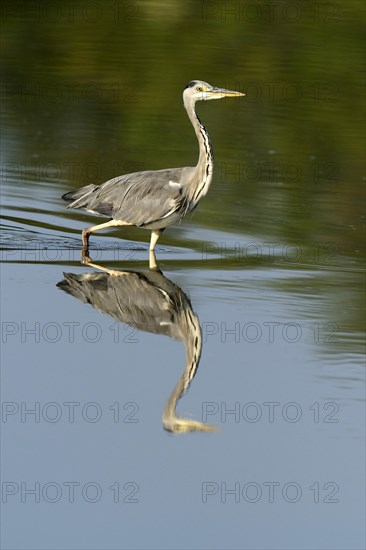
[149,229,164,251]
[82,229,90,248]
[81,247,92,264]
[82,219,129,248]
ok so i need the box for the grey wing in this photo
[83,167,191,226]
[57,271,182,339]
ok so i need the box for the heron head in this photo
[163,415,218,433]
[184,80,245,102]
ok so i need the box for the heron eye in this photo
[196,86,203,92]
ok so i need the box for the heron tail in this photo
[62,184,99,208]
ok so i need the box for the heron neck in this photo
[196,111,213,161]
[185,98,214,183]
[162,310,204,432]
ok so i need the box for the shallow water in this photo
[1,1,365,549]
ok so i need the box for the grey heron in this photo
[62,80,244,258]
[57,258,216,433]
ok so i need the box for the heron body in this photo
[62,80,244,252]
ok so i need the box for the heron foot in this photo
[149,250,160,271]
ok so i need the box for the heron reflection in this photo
[57,255,216,433]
